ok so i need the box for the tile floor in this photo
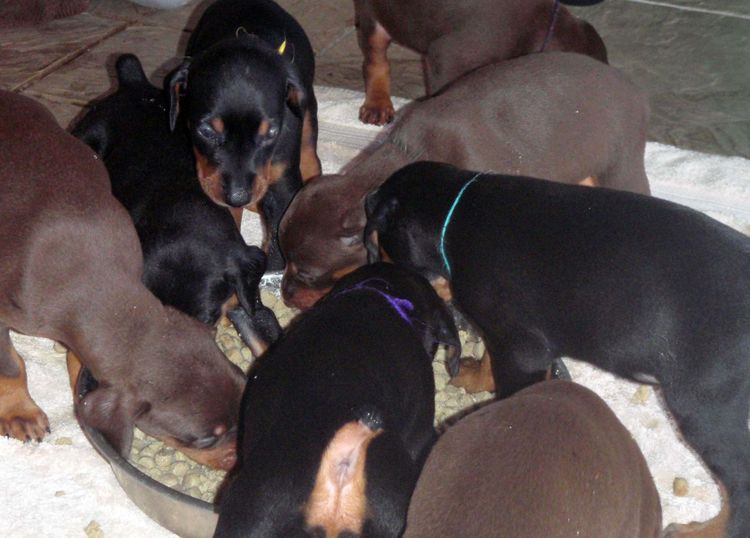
[0,0,747,159]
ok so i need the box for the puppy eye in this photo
[196,123,224,144]
[267,124,278,139]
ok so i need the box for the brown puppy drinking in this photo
[354,0,608,124]
[0,90,245,470]
[403,381,662,538]
[280,52,649,309]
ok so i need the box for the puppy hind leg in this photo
[0,325,49,441]
[661,387,750,538]
[483,329,557,399]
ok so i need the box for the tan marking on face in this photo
[229,206,244,229]
[430,276,452,302]
[219,294,240,323]
[305,421,383,536]
[0,343,49,442]
[285,283,330,310]
[662,482,729,538]
[163,436,238,471]
[332,263,362,281]
[450,350,496,393]
[249,160,289,213]
[300,110,322,181]
[210,117,225,134]
[578,176,599,188]
[193,147,226,207]
[258,119,270,137]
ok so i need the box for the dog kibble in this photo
[84,520,104,538]
[128,289,493,503]
[632,385,651,404]
[673,477,689,497]
[54,437,73,445]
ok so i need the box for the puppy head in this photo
[168,36,306,209]
[365,162,471,279]
[76,308,246,470]
[280,175,370,310]
[331,263,461,360]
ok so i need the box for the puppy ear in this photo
[167,60,191,131]
[72,120,109,157]
[75,384,148,457]
[364,192,398,264]
[285,66,306,119]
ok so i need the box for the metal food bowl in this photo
[75,364,219,538]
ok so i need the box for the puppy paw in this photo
[359,99,395,125]
[450,357,495,394]
[0,397,50,442]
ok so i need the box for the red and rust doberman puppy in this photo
[0,90,245,471]
[354,0,608,124]
[214,263,460,537]
[168,0,322,270]
[280,52,649,309]
[365,161,750,538]
[404,381,662,538]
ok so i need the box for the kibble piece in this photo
[673,477,690,497]
[84,520,104,538]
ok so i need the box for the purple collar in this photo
[335,278,415,325]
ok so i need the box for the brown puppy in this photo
[280,52,649,309]
[354,0,608,124]
[0,90,245,470]
[404,381,662,538]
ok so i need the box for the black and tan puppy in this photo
[281,52,649,309]
[169,0,321,270]
[0,90,245,470]
[214,263,460,537]
[354,0,608,124]
[365,161,749,538]
[404,381,662,538]
[73,54,279,355]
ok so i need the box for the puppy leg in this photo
[300,108,322,181]
[423,35,476,96]
[661,384,750,538]
[484,330,556,399]
[450,350,495,393]
[354,0,394,125]
[0,325,49,441]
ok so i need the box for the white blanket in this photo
[2,86,749,537]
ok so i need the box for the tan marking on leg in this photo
[217,294,240,328]
[359,22,394,125]
[430,276,452,302]
[193,147,226,207]
[578,176,599,187]
[305,421,383,536]
[663,483,729,538]
[450,349,496,393]
[0,344,49,442]
[66,350,83,394]
[300,110,321,181]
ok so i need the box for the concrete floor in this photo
[0,0,748,159]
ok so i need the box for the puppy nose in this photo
[226,189,250,207]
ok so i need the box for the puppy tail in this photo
[364,190,399,264]
[114,53,150,90]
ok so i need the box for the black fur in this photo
[215,263,460,537]
[168,0,320,270]
[72,54,270,337]
[365,160,750,538]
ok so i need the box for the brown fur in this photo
[0,90,245,468]
[404,381,662,538]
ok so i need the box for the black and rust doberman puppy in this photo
[354,0,608,124]
[404,381,662,538]
[0,90,245,470]
[169,0,322,270]
[365,161,749,538]
[214,263,460,537]
[73,54,279,355]
[280,52,649,309]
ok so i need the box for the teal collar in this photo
[439,172,483,277]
